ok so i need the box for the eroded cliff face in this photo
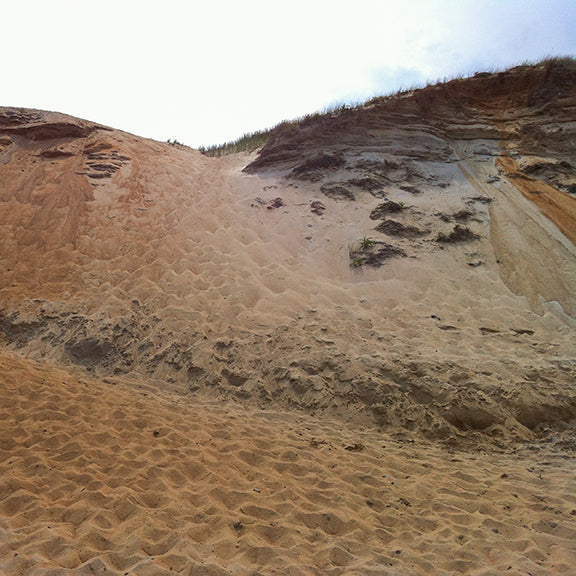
[0,61,575,444]
[245,59,576,313]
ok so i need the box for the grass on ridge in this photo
[199,56,576,157]
[198,130,271,157]
[198,102,355,157]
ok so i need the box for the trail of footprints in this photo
[0,354,574,575]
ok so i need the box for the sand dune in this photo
[1,131,574,439]
[1,60,576,574]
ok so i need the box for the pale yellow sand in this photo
[1,351,574,576]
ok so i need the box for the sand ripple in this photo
[1,352,574,575]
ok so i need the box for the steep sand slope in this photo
[1,351,575,576]
[1,61,575,443]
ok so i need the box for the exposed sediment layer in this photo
[0,61,575,444]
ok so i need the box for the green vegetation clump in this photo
[199,129,272,156]
[350,257,364,268]
[359,236,375,250]
[349,236,406,268]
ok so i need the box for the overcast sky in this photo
[4,0,575,148]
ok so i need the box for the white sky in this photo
[4,0,575,148]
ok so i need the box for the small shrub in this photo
[349,237,406,267]
[360,236,375,250]
[350,257,364,268]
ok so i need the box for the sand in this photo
[1,62,576,574]
[1,351,575,576]
[1,130,574,441]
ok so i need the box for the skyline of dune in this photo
[3,1,576,147]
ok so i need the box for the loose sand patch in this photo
[1,352,574,575]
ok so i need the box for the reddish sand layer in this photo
[497,156,576,244]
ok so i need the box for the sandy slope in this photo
[1,351,575,576]
[0,107,574,442]
[1,61,576,574]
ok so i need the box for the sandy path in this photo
[1,351,574,576]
